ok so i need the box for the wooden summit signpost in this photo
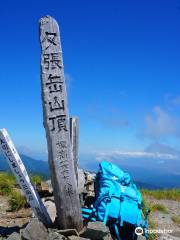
[39,16,83,231]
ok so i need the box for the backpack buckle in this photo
[138,203,142,209]
[120,195,124,201]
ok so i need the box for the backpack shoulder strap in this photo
[114,223,122,240]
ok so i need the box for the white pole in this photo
[0,129,52,226]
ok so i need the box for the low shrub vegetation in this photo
[0,180,13,195]
[141,188,180,201]
[0,172,44,211]
[0,172,16,195]
[171,215,180,224]
[151,203,168,213]
[8,190,27,211]
[30,174,42,186]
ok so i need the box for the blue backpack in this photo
[82,161,149,240]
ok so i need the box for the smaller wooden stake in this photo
[70,117,79,182]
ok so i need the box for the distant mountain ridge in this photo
[79,152,180,189]
[1,152,180,189]
[0,153,50,178]
[146,142,180,156]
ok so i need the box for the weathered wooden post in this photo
[39,16,83,231]
[0,129,52,226]
[70,117,79,182]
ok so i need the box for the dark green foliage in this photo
[30,174,43,186]
[0,172,15,195]
[8,190,27,211]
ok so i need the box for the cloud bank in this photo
[140,106,180,140]
[95,150,179,162]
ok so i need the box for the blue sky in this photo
[0,0,180,159]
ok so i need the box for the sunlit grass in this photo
[141,188,180,201]
[151,203,168,213]
[0,172,16,195]
[0,172,43,211]
[30,174,43,186]
[8,190,27,211]
[171,215,180,224]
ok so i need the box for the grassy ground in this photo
[0,172,15,195]
[141,198,158,240]
[0,171,180,240]
[171,215,180,224]
[141,188,180,240]
[141,188,180,201]
[0,172,43,211]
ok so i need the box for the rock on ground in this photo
[48,231,65,240]
[21,218,48,240]
[158,234,180,240]
[7,232,21,240]
[81,221,110,240]
[42,198,56,223]
[68,236,90,240]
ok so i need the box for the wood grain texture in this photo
[39,16,83,231]
[70,117,79,182]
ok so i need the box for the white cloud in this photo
[164,94,180,109]
[95,150,179,161]
[141,106,180,140]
